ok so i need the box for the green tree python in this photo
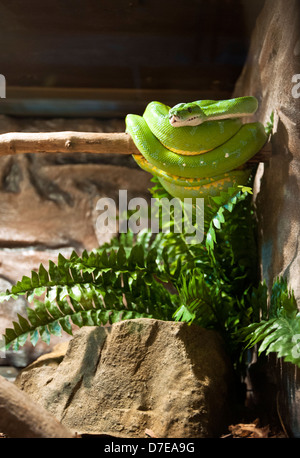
[125,97,267,200]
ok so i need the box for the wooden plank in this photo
[0,87,231,117]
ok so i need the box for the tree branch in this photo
[0,131,138,156]
[0,131,271,164]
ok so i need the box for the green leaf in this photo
[48,320,62,337]
[17,313,31,332]
[117,245,127,268]
[38,264,50,284]
[39,326,51,345]
[30,329,40,346]
[15,333,28,349]
[70,312,84,328]
[129,244,145,268]
[173,304,195,323]
[146,248,158,270]
[59,316,73,335]
[4,328,18,344]
[26,307,40,327]
[213,217,221,229]
[12,321,24,336]
[31,271,40,288]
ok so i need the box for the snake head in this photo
[169,102,206,127]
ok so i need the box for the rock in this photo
[233,0,300,304]
[0,115,152,364]
[0,160,151,252]
[0,374,74,438]
[15,319,234,438]
[0,115,151,253]
[233,0,300,437]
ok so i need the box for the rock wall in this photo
[234,0,300,302]
[0,116,152,364]
[233,0,300,437]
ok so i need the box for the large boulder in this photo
[15,319,234,438]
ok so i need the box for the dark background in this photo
[0,0,264,116]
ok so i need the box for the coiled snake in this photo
[126,97,267,200]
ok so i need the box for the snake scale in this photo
[125,97,267,200]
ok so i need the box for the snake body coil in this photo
[126,97,267,200]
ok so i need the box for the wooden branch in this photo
[0,375,74,438]
[0,131,139,156]
[0,130,271,164]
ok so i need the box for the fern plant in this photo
[1,175,299,372]
[0,176,256,362]
[239,277,300,366]
[0,241,180,351]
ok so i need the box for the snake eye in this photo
[187,107,192,113]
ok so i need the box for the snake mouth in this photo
[169,115,202,127]
[169,115,178,125]
[169,115,189,126]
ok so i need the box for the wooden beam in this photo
[1,87,232,118]
[0,130,271,164]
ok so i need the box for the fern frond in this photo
[240,277,300,367]
[4,290,156,351]
[1,243,177,350]
[173,269,224,330]
[205,185,253,255]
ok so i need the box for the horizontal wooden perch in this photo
[0,131,272,164]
